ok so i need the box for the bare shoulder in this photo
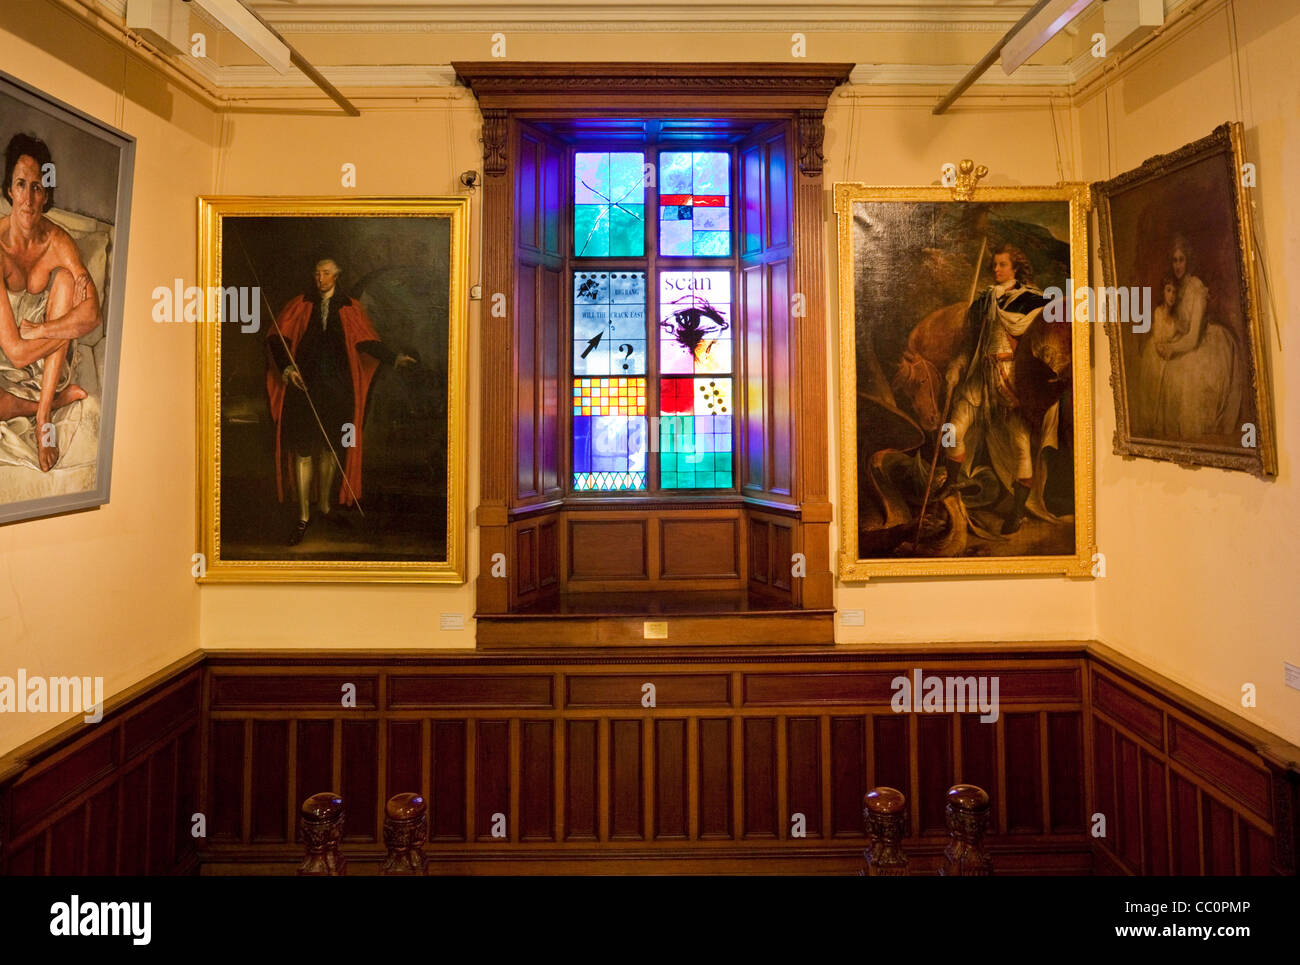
[45,220,88,269]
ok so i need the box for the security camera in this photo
[460,170,480,188]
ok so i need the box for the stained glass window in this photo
[574,152,645,257]
[656,269,732,489]
[659,377,732,490]
[658,270,731,375]
[658,151,731,257]
[570,143,737,495]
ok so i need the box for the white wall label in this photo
[440,613,466,631]
[840,609,865,627]
[1285,662,1300,692]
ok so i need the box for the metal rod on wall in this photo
[933,0,1054,116]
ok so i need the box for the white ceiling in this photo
[242,1,1048,32]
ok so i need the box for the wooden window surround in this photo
[454,63,852,647]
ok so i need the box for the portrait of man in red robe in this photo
[265,257,415,545]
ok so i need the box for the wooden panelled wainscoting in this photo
[0,643,1295,875]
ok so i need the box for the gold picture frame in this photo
[197,196,468,582]
[1094,123,1277,477]
[834,179,1095,580]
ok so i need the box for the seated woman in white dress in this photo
[1134,235,1244,442]
[0,132,101,472]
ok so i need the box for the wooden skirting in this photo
[0,654,203,875]
[2,642,1296,876]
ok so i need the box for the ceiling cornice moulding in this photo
[239,2,1036,34]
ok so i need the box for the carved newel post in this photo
[381,792,428,876]
[298,792,347,876]
[862,787,909,876]
[940,784,993,876]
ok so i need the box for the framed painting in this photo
[196,197,468,582]
[0,68,135,524]
[835,178,1095,579]
[1094,122,1277,476]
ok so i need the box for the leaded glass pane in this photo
[572,377,647,491]
[659,377,733,489]
[658,270,731,376]
[658,150,731,256]
[574,272,646,376]
[574,151,645,257]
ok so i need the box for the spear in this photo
[913,236,988,545]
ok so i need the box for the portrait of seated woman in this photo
[0,128,113,507]
[1132,234,1245,444]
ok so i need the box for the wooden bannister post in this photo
[298,792,347,876]
[381,792,428,876]
[862,786,909,876]
[940,784,993,876]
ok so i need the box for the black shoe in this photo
[935,459,980,500]
[288,518,310,546]
[1001,483,1031,535]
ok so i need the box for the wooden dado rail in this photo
[0,642,1295,875]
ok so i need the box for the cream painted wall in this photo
[0,6,212,753]
[1077,0,1300,746]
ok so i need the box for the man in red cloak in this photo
[266,257,414,545]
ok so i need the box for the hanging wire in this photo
[1226,0,1281,350]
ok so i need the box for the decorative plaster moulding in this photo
[182,58,1095,91]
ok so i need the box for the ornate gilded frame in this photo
[196,196,468,582]
[834,179,1095,580]
[1094,123,1277,477]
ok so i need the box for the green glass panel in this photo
[574,204,608,257]
[609,205,644,256]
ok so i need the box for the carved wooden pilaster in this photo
[298,792,346,876]
[793,107,833,609]
[796,109,825,177]
[862,787,909,876]
[940,784,993,876]
[381,792,428,875]
[476,109,513,614]
[481,108,507,177]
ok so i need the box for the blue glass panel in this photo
[572,414,592,472]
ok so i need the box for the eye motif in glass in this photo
[659,377,732,490]
[574,152,645,257]
[659,151,730,256]
[658,270,731,375]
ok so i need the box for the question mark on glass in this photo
[618,343,634,370]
